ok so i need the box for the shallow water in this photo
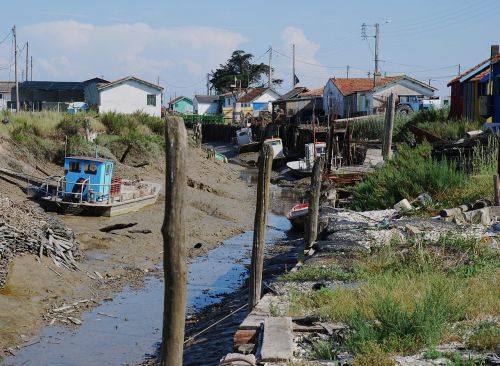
[1,213,291,366]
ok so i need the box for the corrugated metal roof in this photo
[18,81,86,91]
[300,87,324,97]
[279,87,308,100]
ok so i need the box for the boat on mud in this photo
[287,202,309,230]
[236,127,261,153]
[262,137,297,169]
[38,156,161,217]
[286,142,327,178]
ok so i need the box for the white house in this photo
[193,95,220,115]
[98,76,163,117]
[235,87,281,118]
[323,76,437,118]
[0,81,15,111]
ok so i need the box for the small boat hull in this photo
[286,161,313,178]
[40,182,161,217]
[238,142,261,154]
[287,203,309,231]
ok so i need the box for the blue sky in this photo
[0,0,498,100]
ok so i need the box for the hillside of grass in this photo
[0,110,170,166]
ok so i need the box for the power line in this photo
[273,48,344,69]
[0,30,11,45]
[162,77,206,89]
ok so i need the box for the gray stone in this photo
[260,317,294,362]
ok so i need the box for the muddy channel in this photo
[1,171,303,366]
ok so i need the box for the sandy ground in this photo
[0,145,256,353]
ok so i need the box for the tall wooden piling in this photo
[306,157,324,250]
[160,118,188,366]
[495,134,500,206]
[248,144,274,309]
[382,93,395,160]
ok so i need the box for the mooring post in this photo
[306,156,324,250]
[495,135,500,206]
[383,93,395,160]
[248,144,274,310]
[160,118,188,366]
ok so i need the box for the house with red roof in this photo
[447,45,499,122]
[323,75,436,118]
[98,76,164,117]
[235,87,281,120]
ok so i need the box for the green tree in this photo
[210,50,283,94]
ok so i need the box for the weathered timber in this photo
[248,143,273,310]
[160,119,188,366]
[99,222,138,233]
[382,93,395,160]
[306,157,324,250]
[260,317,294,362]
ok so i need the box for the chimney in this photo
[373,72,382,87]
[491,45,499,58]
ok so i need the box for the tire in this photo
[396,104,414,115]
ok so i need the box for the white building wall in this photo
[323,80,345,117]
[98,80,162,117]
[195,101,219,115]
[371,81,436,110]
[0,92,11,110]
[253,90,280,111]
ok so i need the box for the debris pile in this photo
[0,194,79,287]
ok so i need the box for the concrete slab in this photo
[260,317,294,362]
[219,353,256,365]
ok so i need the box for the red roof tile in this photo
[330,76,402,96]
[471,68,490,82]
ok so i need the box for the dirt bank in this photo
[0,143,255,353]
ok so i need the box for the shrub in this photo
[308,339,337,360]
[351,143,465,210]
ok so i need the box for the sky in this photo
[0,0,498,101]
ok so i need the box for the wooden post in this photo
[326,118,334,174]
[383,93,395,160]
[306,157,324,250]
[494,175,500,206]
[248,143,273,310]
[160,118,188,366]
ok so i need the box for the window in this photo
[147,94,156,106]
[84,163,98,175]
[0,93,3,100]
[69,161,81,173]
[105,164,111,175]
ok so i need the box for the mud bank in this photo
[0,147,256,355]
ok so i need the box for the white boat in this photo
[236,128,261,153]
[287,202,309,230]
[286,142,327,177]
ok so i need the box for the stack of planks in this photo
[0,194,79,287]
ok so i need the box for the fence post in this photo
[306,157,324,250]
[248,143,273,310]
[383,93,395,160]
[160,119,188,366]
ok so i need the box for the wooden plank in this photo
[260,317,294,362]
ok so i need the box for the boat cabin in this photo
[236,128,253,146]
[64,156,114,201]
[304,142,326,163]
[263,137,284,158]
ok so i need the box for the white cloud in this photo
[12,20,247,94]
[279,26,328,89]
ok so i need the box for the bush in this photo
[467,322,500,351]
[351,143,465,210]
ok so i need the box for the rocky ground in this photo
[0,140,256,354]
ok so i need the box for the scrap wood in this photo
[99,222,138,233]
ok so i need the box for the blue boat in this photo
[40,156,161,216]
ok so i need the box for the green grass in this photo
[308,339,338,361]
[281,265,354,282]
[286,234,500,356]
[467,322,500,351]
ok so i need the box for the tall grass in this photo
[351,143,465,210]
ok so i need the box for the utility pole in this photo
[346,65,350,78]
[268,46,272,88]
[292,44,296,87]
[458,64,461,75]
[30,56,33,81]
[374,23,380,76]
[25,42,29,81]
[13,25,19,113]
[206,73,210,95]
